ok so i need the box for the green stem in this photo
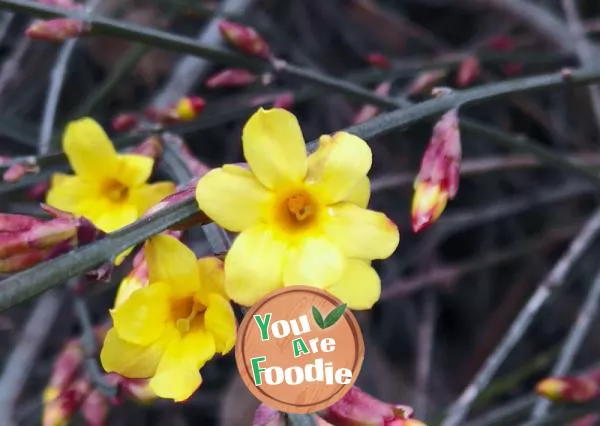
[0,195,198,312]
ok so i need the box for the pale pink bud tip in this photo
[3,162,39,182]
[26,18,90,43]
[218,20,270,59]
[273,93,294,110]
[206,68,257,88]
[456,56,480,88]
[253,404,284,426]
[324,386,417,425]
[366,52,392,69]
[111,113,139,133]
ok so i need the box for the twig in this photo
[371,153,600,192]
[68,279,115,397]
[149,0,254,109]
[529,266,600,419]
[415,290,437,417]
[38,0,104,154]
[560,0,600,131]
[441,208,600,426]
[0,291,62,426]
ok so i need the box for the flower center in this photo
[171,296,205,334]
[275,188,320,232]
[103,180,129,203]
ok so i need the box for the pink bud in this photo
[132,135,163,159]
[353,81,392,124]
[488,35,522,76]
[48,340,83,392]
[366,52,391,69]
[174,96,205,121]
[111,113,139,133]
[253,404,285,426]
[568,414,600,426]
[3,162,39,182]
[205,68,257,88]
[81,389,109,426]
[25,181,51,201]
[456,56,480,88]
[408,69,447,96]
[218,20,271,59]
[323,387,418,426]
[272,93,294,110]
[26,18,91,43]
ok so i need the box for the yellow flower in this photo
[195,108,399,309]
[46,118,175,234]
[100,235,236,402]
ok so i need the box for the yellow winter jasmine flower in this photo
[46,118,175,234]
[100,235,236,402]
[195,107,399,309]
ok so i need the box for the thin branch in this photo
[440,208,600,426]
[149,0,255,109]
[0,291,62,426]
[529,267,600,419]
[415,291,438,417]
[560,0,600,130]
[0,195,199,312]
[371,153,600,191]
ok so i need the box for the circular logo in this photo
[235,286,364,414]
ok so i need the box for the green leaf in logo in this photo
[311,306,325,329]
[322,303,347,329]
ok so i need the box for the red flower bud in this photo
[0,207,104,272]
[366,52,392,69]
[175,96,205,120]
[81,389,109,426]
[205,68,257,88]
[323,387,420,426]
[3,161,39,182]
[353,81,392,124]
[272,93,294,110]
[43,377,91,426]
[47,340,84,395]
[408,69,448,96]
[536,376,600,403]
[488,35,522,76]
[26,18,91,43]
[111,113,139,133]
[456,56,480,88]
[218,20,270,59]
[411,109,461,232]
[132,135,163,159]
[26,181,51,201]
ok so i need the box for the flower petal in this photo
[116,154,154,187]
[196,257,227,304]
[195,165,272,232]
[129,182,176,215]
[94,203,139,233]
[326,260,381,310]
[204,293,236,354]
[283,236,345,288]
[46,173,100,215]
[63,118,119,181]
[100,326,175,379]
[308,132,372,204]
[224,225,286,306]
[324,203,399,260]
[149,323,215,402]
[242,108,307,189]
[111,282,170,346]
[344,176,370,208]
[144,234,201,298]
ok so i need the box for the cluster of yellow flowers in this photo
[46,107,400,402]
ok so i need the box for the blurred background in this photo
[3,0,600,425]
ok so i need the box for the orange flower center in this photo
[103,179,129,203]
[171,296,205,334]
[275,188,320,232]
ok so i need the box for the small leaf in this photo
[323,303,347,329]
[311,306,325,329]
